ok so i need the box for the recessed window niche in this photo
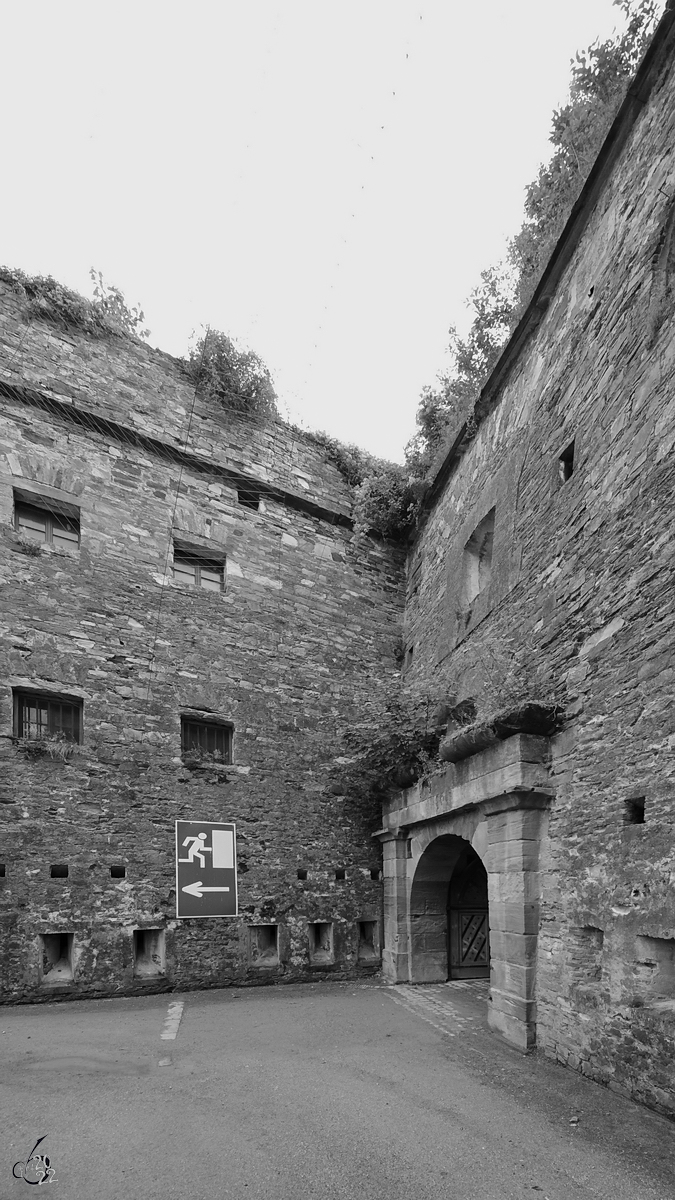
[634,936,675,1003]
[558,440,575,483]
[624,796,646,825]
[461,508,495,611]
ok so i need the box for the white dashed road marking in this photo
[160,1000,185,1040]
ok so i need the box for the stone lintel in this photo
[381,733,553,834]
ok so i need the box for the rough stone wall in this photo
[0,296,405,1001]
[401,34,675,1114]
[0,283,352,516]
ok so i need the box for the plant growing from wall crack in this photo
[331,633,566,805]
[15,734,77,762]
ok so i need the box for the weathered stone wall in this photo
[400,25,675,1114]
[0,293,405,1001]
[0,282,352,516]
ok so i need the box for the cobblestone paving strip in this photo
[386,980,489,1038]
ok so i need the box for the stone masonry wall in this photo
[401,30,675,1115]
[0,303,405,1001]
[0,281,352,517]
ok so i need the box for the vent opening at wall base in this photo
[624,796,645,825]
[133,928,165,978]
[357,921,379,962]
[248,924,279,967]
[41,932,74,985]
[308,922,334,965]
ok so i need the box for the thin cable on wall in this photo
[140,327,212,728]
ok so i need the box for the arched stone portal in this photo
[378,733,553,1052]
[448,843,489,979]
[409,834,490,983]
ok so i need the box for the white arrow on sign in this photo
[181,881,231,898]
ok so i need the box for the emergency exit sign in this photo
[175,821,238,918]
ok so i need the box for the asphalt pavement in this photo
[1,979,673,1200]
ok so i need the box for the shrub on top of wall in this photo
[296,428,422,542]
[0,266,149,341]
[181,329,278,420]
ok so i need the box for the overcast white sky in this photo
[1,1,641,460]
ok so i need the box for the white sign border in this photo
[175,820,239,919]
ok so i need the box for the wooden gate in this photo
[448,846,490,979]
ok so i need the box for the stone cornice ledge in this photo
[378,734,553,835]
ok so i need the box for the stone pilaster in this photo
[378,830,410,982]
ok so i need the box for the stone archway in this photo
[447,843,489,979]
[409,834,489,984]
[378,734,554,1052]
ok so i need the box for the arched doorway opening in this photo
[447,843,489,979]
[409,833,490,984]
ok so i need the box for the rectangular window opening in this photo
[0,865,6,878]
[238,488,261,511]
[248,924,279,967]
[41,932,74,984]
[50,864,69,879]
[309,921,334,964]
[297,868,308,881]
[370,868,381,882]
[357,921,379,962]
[172,542,225,592]
[110,864,126,879]
[14,495,80,549]
[181,717,233,764]
[133,928,165,978]
[558,440,575,483]
[624,796,646,825]
[14,689,82,744]
[335,868,346,881]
